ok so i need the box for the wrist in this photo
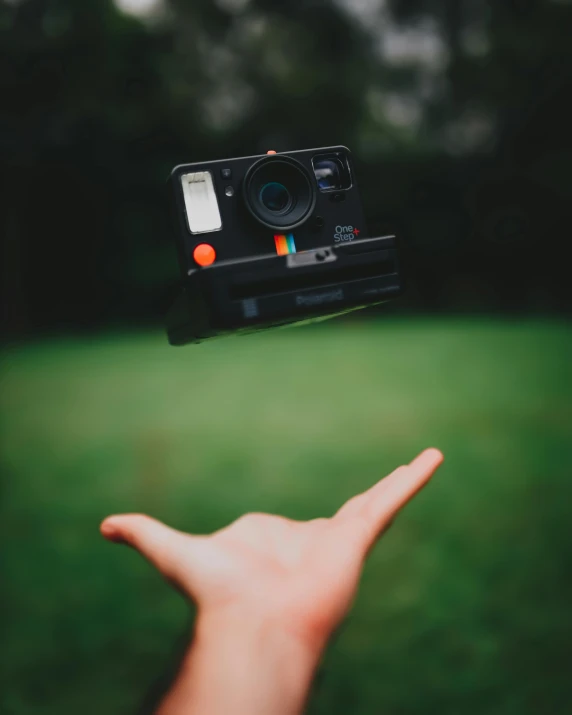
[198,603,328,659]
[158,607,325,715]
[197,607,323,709]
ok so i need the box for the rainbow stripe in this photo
[274,233,296,256]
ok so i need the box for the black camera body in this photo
[166,146,402,344]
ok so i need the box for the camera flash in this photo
[181,171,222,234]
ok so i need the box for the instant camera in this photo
[166,146,402,344]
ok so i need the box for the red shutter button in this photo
[193,243,216,266]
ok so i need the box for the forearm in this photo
[156,609,324,715]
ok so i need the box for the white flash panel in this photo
[181,171,222,234]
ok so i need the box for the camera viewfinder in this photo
[312,153,351,192]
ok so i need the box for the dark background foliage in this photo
[2,0,571,337]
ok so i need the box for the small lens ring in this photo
[243,155,316,231]
[259,182,292,214]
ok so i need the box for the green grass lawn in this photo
[1,317,571,715]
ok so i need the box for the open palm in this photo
[101,448,443,649]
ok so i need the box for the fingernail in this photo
[410,448,444,467]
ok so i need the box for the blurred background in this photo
[1,0,571,713]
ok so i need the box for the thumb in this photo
[100,513,201,589]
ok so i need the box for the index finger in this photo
[335,448,444,554]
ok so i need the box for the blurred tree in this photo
[1,0,571,335]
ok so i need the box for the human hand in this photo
[100,448,443,653]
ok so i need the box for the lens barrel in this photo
[243,155,316,231]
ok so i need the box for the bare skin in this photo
[100,447,444,715]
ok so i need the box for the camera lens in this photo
[243,155,316,231]
[259,182,291,213]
